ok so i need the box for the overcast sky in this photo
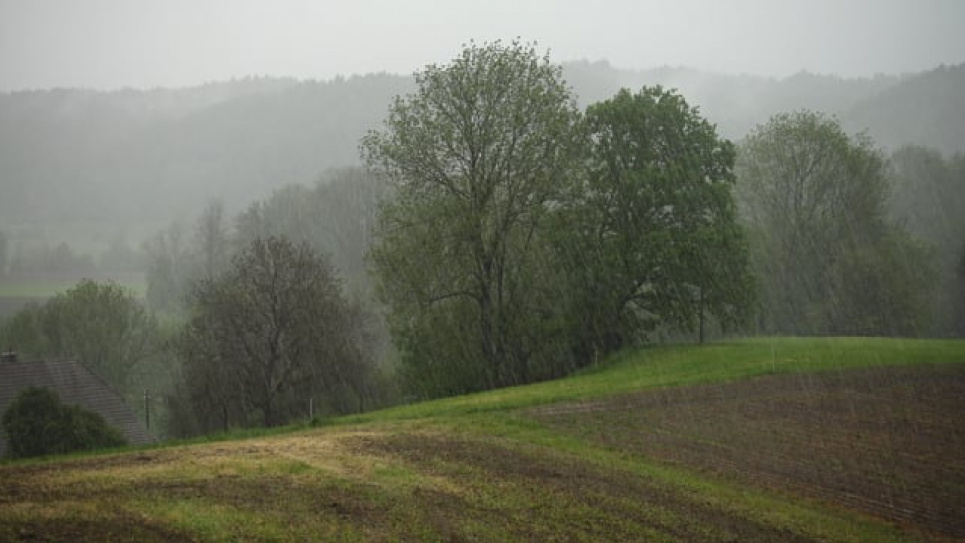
[1,0,963,91]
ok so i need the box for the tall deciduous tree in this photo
[362,40,584,395]
[889,145,965,335]
[561,86,752,352]
[737,111,933,335]
[176,236,368,430]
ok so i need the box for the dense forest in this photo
[1,47,964,439]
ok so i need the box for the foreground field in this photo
[531,363,965,538]
[1,337,964,541]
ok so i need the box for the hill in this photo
[1,62,962,255]
[2,337,964,541]
[843,63,965,155]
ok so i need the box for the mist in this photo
[2,0,964,91]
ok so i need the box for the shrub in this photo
[2,387,126,458]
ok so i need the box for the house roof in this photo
[0,359,154,457]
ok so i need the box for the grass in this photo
[341,336,965,422]
[1,336,963,541]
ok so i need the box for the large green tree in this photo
[560,86,752,353]
[737,111,933,335]
[362,41,585,396]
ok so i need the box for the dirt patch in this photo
[529,363,965,539]
[358,433,815,542]
[0,514,193,543]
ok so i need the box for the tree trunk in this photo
[698,287,705,344]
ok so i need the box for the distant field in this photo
[0,273,146,319]
[1,337,963,541]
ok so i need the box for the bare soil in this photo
[528,363,965,539]
[357,432,815,542]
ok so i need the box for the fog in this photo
[1,0,964,91]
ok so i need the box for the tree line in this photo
[2,41,963,442]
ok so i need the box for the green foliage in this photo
[345,337,965,423]
[363,40,585,396]
[364,43,757,399]
[889,145,965,335]
[566,86,753,352]
[956,240,965,337]
[737,111,934,336]
[2,387,125,458]
[0,280,158,393]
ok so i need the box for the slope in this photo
[1,337,963,541]
[844,63,965,155]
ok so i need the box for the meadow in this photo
[1,337,963,541]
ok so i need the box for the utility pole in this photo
[144,389,151,429]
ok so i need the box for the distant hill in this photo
[0,74,412,238]
[0,62,962,249]
[842,63,965,156]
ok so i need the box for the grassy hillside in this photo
[2,337,964,541]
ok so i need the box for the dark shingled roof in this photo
[0,359,154,457]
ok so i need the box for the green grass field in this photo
[2,337,964,541]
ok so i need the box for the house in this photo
[0,355,154,457]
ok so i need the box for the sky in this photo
[1,0,963,91]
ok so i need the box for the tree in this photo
[194,199,231,280]
[143,221,194,314]
[362,40,585,395]
[1,280,158,394]
[176,236,368,430]
[955,239,965,337]
[41,280,157,393]
[0,230,7,277]
[2,387,125,459]
[561,86,752,353]
[889,145,965,335]
[737,111,933,335]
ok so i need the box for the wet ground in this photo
[530,363,965,539]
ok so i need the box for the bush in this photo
[2,387,126,458]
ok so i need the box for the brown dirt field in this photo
[0,431,818,542]
[528,363,965,540]
[356,433,815,542]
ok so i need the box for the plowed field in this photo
[530,364,965,539]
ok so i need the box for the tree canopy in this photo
[364,42,752,398]
[568,86,752,351]
[0,280,158,394]
[363,40,585,395]
[737,111,934,336]
[175,236,370,432]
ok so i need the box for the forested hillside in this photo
[1,62,962,253]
